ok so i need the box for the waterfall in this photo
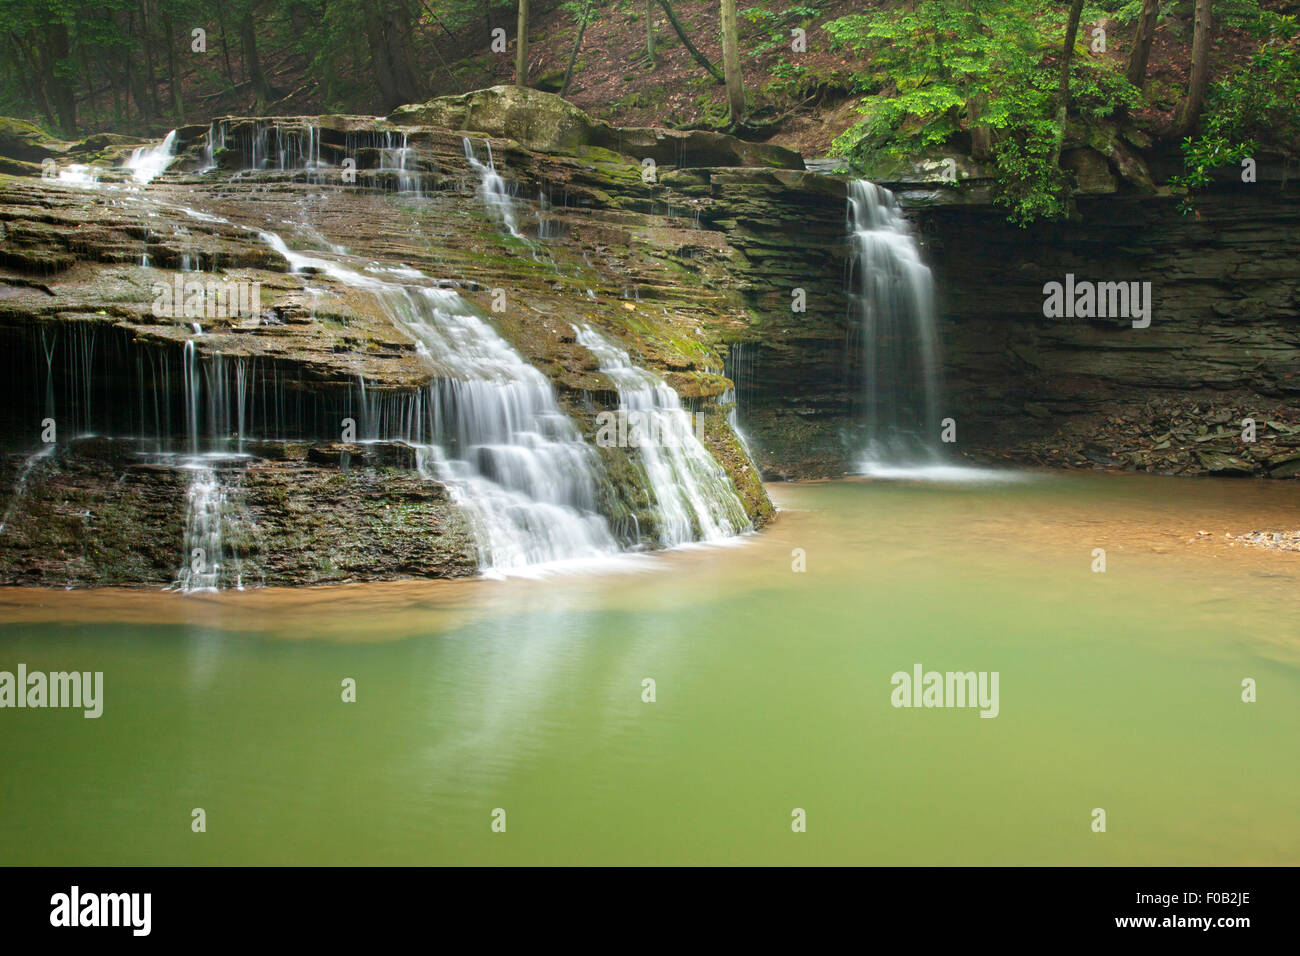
[42,163,101,187]
[383,288,618,572]
[245,122,323,180]
[573,324,750,546]
[125,129,179,184]
[175,339,254,591]
[15,322,363,460]
[175,463,255,591]
[176,466,225,591]
[725,342,758,427]
[260,231,620,574]
[722,344,760,465]
[201,123,431,192]
[846,180,942,471]
[380,132,420,195]
[199,121,226,173]
[535,190,560,239]
[463,138,522,238]
[183,340,201,456]
[721,387,757,468]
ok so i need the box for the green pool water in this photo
[1,472,1297,865]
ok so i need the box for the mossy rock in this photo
[534,71,566,94]
[67,132,147,156]
[392,86,601,151]
[0,115,69,163]
[1061,148,1119,195]
[390,85,804,170]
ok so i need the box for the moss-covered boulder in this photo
[0,116,68,163]
[391,85,804,170]
[391,85,601,151]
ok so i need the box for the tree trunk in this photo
[366,3,423,108]
[364,23,402,108]
[561,20,588,98]
[968,94,992,159]
[1052,0,1086,167]
[140,1,161,116]
[164,13,184,121]
[42,23,77,137]
[119,11,151,128]
[9,31,57,129]
[646,0,656,65]
[217,8,236,85]
[108,54,124,124]
[126,58,152,128]
[1125,0,1159,87]
[239,13,273,113]
[515,0,529,87]
[720,0,745,125]
[81,50,98,122]
[1174,0,1213,137]
[655,0,723,84]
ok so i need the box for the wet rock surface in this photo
[0,96,796,585]
[0,90,1295,585]
[0,439,476,588]
[1230,529,1300,554]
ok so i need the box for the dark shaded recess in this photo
[0,320,368,453]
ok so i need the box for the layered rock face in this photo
[0,438,477,587]
[726,164,1300,480]
[0,87,1295,586]
[0,87,799,587]
[921,188,1300,477]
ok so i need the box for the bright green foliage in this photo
[823,0,1137,225]
[1171,10,1300,211]
[740,4,821,57]
[561,0,602,26]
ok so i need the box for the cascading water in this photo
[176,465,225,591]
[241,122,326,181]
[386,288,618,572]
[379,132,420,195]
[720,386,757,469]
[573,324,750,546]
[259,231,619,573]
[18,132,762,586]
[198,121,226,173]
[174,462,254,591]
[463,138,522,238]
[42,163,101,187]
[183,339,201,455]
[846,180,943,472]
[124,129,179,184]
[175,340,254,592]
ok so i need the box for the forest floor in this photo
[47,1,1279,158]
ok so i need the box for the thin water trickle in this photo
[463,138,522,238]
[198,121,227,173]
[0,445,55,535]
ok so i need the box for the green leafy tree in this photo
[824,0,1136,225]
[1172,10,1300,210]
